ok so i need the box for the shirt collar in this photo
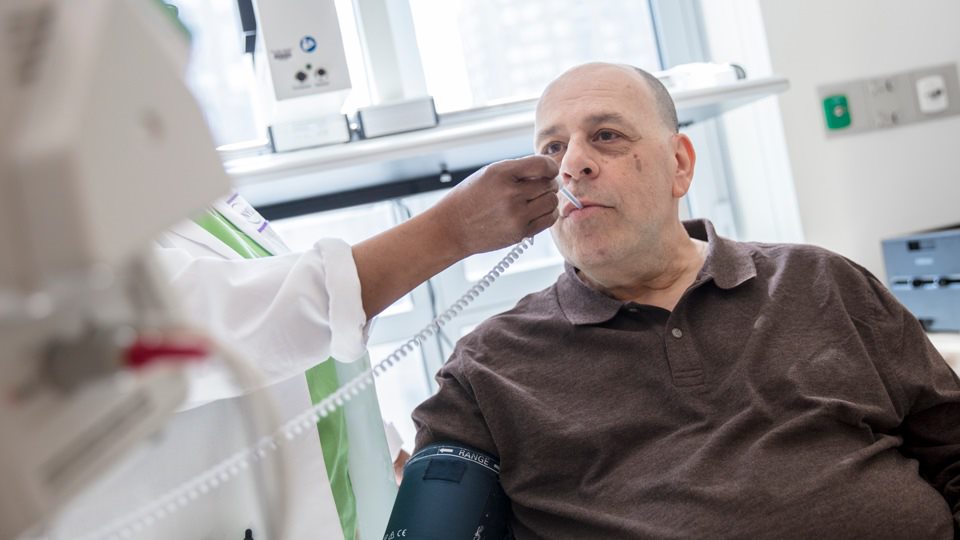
[556,219,757,325]
[687,219,757,290]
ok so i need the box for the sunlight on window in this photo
[462,230,564,282]
[170,0,264,147]
[171,0,373,148]
[408,0,661,113]
[272,202,398,248]
[370,340,431,452]
[332,0,374,112]
[272,203,415,316]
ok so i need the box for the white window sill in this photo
[226,77,788,207]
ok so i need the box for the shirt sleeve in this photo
[411,343,498,457]
[860,272,960,528]
[153,238,369,405]
[895,318,960,529]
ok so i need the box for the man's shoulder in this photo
[453,283,563,359]
[475,283,561,333]
[740,240,896,313]
[741,239,837,259]
[743,240,870,279]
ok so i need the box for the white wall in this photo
[699,0,805,245]
[758,0,960,279]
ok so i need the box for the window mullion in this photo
[648,0,709,67]
[649,0,743,238]
[351,0,429,103]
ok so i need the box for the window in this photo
[272,201,415,317]
[271,201,398,248]
[369,339,431,450]
[172,0,661,143]
[463,237,563,282]
[408,0,662,113]
[167,0,265,148]
[170,0,372,149]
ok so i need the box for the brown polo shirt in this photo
[413,219,960,539]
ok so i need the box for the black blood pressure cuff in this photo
[383,442,512,540]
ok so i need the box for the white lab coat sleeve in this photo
[155,238,369,391]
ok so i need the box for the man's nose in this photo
[559,140,598,182]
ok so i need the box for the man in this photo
[411,63,960,538]
[52,156,559,540]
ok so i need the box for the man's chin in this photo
[562,244,613,272]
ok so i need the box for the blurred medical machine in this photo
[883,225,960,332]
[0,0,230,538]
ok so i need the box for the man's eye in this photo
[595,130,621,142]
[542,142,564,155]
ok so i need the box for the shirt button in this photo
[671,328,683,338]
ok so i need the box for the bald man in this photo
[409,63,960,539]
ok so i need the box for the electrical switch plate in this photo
[864,75,907,129]
[818,62,960,138]
[822,94,851,129]
[916,74,949,114]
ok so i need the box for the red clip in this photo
[125,336,209,369]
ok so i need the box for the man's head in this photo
[534,63,696,275]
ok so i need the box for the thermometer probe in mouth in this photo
[557,179,583,209]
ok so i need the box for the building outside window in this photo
[409,0,660,112]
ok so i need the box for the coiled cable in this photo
[76,237,535,540]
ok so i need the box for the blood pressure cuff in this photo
[384,442,512,540]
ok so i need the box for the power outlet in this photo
[912,64,960,117]
[916,75,948,113]
[865,76,904,128]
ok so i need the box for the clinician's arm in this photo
[353,155,559,318]
[155,156,557,395]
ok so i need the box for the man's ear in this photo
[671,133,696,198]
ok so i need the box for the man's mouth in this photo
[561,199,607,218]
